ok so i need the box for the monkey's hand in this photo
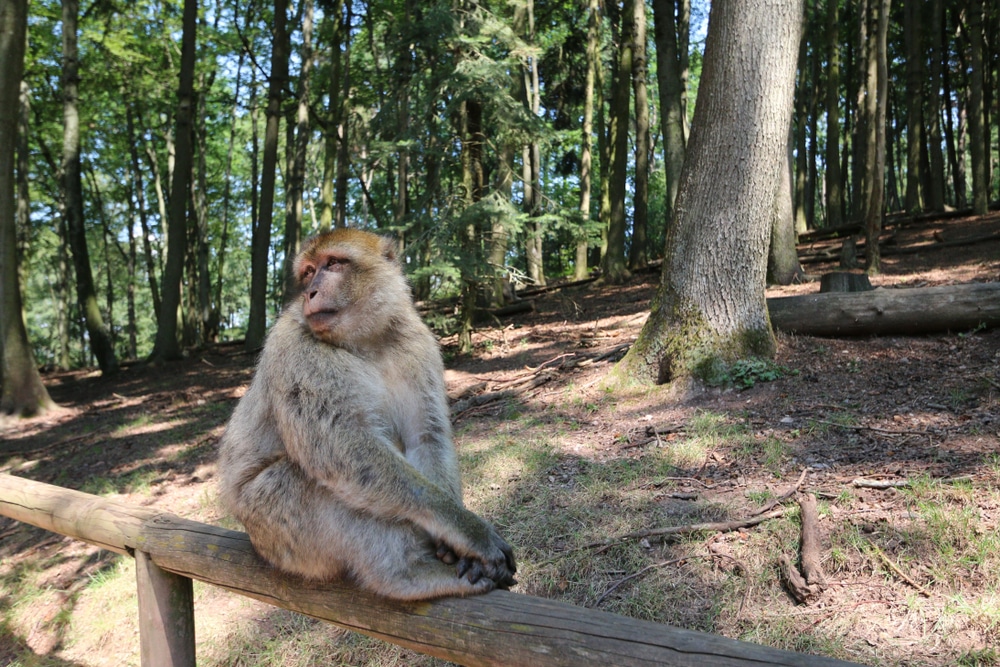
[437,516,517,589]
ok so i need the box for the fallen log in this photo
[767,282,1000,336]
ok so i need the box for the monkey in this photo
[217,228,516,600]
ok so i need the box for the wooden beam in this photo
[0,474,862,667]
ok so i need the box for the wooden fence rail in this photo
[0,473,861,667]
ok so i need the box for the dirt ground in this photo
[1,211,999,666]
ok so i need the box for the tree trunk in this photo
[282,0,313,301]
[458,97,486,355]
[126,105,161,320]
[334,0,352,230]
[768,126,805,285]
[851,0,871,221]
[652,0,688,235]
[149,0,196,360]
[213,49,245,340]
[792,32,809,232]
[575,0,600,281]
[824,0,844,228]
[61,0,119,374]
[904,0,924,213]
[521,0,545,288]
[925,0,946,211]
[246,0,289,351]
[966,0,988,215]
[611,0,802,387]
[194,70,214,345]
[603,0,633,284]
[0,0,55,416]
[319,0,344,232]
[628,0,651,271]
[864,0,890,275]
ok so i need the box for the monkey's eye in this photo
[326,256,349,269]
[301,266,316,281]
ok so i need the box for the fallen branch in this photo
[780,494,828,604]
[753,468,809,516]
[583,508,787,551]
[851,475,973,489]
[593,557,690,607]
[869,542,931,597]
[811,419,929,437]
[450,390,518,417]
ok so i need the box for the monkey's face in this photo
[292,230,404,348]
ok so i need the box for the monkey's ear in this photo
[378,235,399,263]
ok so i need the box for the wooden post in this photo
[136,550,196,667]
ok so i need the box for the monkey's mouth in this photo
[305,308,343,331]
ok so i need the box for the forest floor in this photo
[1,211,999,667]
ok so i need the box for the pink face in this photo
[297,249,354,340]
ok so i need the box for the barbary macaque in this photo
[217,229,516,600]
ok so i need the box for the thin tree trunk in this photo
[334,0,352,229]
[769,125,805,285]
[61,0,118,374]
[319,0,344,232]
[150,0,196,361]
[604,0,633,284]
[805,46,819,226]
[282,0,313,300]
[1,0,56,415]
[575,0,600,280]
[652,0,687,239]
[904,0,924,213]
[926,0,946,211]
[628,0,651,271]
[793,32,809,232]
[852,0,871,220]
[194,70,214,345]
[458,98,485,354]
[126,105,161,319]
[825,0,844,228]
[865,0,890,274]
[246,0,289,351]
[214,50,244,339]
[521,0,545,287]
[966,0,988,215]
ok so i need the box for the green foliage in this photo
[700,357,797,390]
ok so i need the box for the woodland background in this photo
[2,0,998,375]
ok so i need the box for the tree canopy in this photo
[2,0,998,390]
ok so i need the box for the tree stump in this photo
[819,272,874,293]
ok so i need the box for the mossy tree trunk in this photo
[611,0,802,387]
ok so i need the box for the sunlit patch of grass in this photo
[945,591,1000,635]
[79,466,160,497]
[737,617,848,660]
[115,413,153,433]
[61,557,138,662]
[957,647,1000,666]
[199,608,443,667]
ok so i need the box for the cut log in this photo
[767,282,1000,336]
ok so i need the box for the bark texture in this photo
[613,0,803,386]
